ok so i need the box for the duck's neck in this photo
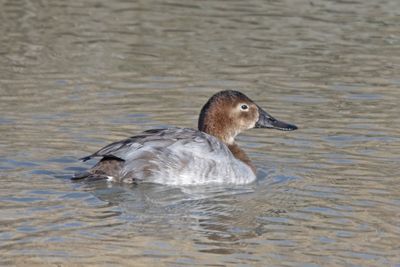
[199,121,237,145]
[227,143,256,174]
[198,106,238,144]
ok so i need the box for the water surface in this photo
[1,0,399,266]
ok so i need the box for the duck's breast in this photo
[144,130,256,185]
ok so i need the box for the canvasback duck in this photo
[72,90,297,185]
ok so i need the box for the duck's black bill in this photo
[255,108,298,131]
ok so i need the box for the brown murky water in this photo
[1,0,399,266]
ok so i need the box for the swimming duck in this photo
[73,90,297,185]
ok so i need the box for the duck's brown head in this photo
[198,90,297,144]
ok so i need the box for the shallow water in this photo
[1,0,400,266]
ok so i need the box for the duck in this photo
[72,90,297,185]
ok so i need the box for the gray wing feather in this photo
[81,128,223,162]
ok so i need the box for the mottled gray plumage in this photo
[75,128,255,185]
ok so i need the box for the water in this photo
[1,0,399,266]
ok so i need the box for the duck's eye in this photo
[240,104,249,111]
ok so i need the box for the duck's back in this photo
[76,128,256,185]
